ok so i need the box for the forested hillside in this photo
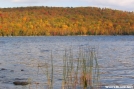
[0,6,134,36]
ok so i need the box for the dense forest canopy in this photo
[0,6,134,36]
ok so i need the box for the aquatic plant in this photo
[61,47,100,89]
[28,47,100,89]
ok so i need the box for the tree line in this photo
[0,6,134,36]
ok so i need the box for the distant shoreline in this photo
[0,34,132,37]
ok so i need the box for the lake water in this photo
[0,36,134,89]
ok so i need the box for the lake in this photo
[0,36,134,89]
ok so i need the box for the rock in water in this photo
[13,81,30,85]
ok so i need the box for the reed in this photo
[31,47,100,89]
[61,47,100,89]
[50,50,54,89]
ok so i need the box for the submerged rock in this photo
[21,69,24,71]
[1,68,7,70]
[13,78,31,86]
[13,81,30,85]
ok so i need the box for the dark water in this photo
[0,36,134,89]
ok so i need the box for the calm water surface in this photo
[0,36,134,89]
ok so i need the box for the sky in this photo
[0,0,134,11]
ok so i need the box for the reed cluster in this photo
[30,47,100,89]
[61,47,100,89]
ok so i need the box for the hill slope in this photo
[0,6,134,36]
